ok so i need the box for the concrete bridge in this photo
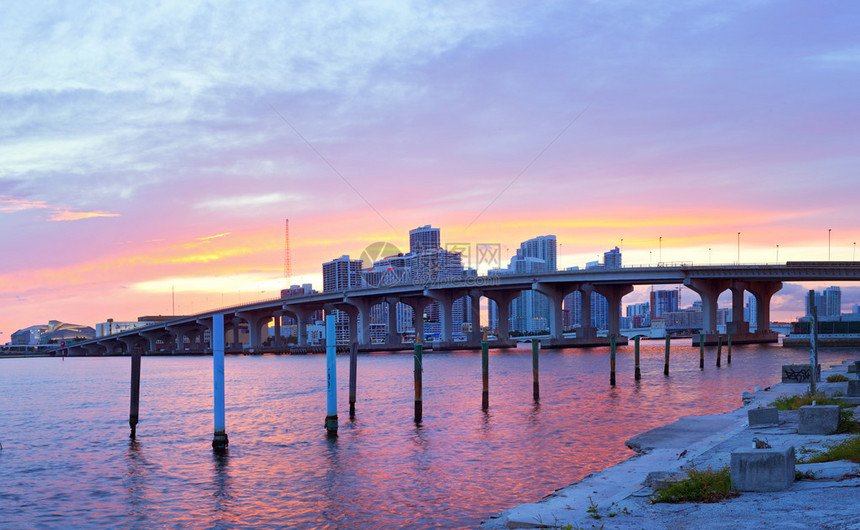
[54,261,860,356]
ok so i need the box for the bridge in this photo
[53,261,860,356]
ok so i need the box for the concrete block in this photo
[730,446,795,492]
[748,407,779,427]
[781,364,821,383]
[848,380,860,397]
[798,405,841,434]
[849,361,859,373]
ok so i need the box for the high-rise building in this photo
[509,256,550,332]
[516,235,557,271]
[807,286,843,318]
[651,289,679,320]
[322,255,363,292]
[823,286,842,317]
[409,225,441,254]
[604,246,622,269]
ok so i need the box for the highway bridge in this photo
[54,261,860,356]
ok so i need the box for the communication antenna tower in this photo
[284,219,292,289]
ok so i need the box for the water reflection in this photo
[209,449,236,527]
[124,439,148,523]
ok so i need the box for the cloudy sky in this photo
[1,1,858,337]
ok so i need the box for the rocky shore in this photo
[483,360,860,529]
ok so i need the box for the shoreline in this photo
[483,360,860,529]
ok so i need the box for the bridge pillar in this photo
[747,281,783,334]
[533,282,579,341]
[684,279,731,334]
[284,304,318,347]
[196,318,213,352]
[228,318,242,351]
[593,284,634,337]
[236,310,273,350]
[728,281,750,335]
[484,289,522,342]
[400,296,430,343]
[272,313,282,346]
[343,296,381,347]
[579,284,596,339]
[385,298,400,345]
[140,330,163,354]
[425,289,468,347]
[469,290,482,345]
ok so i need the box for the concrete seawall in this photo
[483,361,860,529]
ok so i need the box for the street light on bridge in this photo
[828,228,832,261]
[737,232,740,264]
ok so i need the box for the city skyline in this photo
[2,2,859,338]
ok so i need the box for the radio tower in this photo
[284,219,292,289]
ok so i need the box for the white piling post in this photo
[212,313,228,451]
[325,314,338,437]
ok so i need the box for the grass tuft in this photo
[768,393,860,433]
[803,436,860,464]
[651,466,738,504]
[827,374,850,383]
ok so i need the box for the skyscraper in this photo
[604,246,621,269]
[409,225,441,254]
[516,235,557,271]
[651,289,679,320]
[322,255,363,292]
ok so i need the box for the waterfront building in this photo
[322,255,363,342]
[509,256,550,332]
[95,320,155,337]
[409,225,441,254]
[322,255,363,292]
[650,289,679,320]
[11,320,96,345]
[806,286,843,318]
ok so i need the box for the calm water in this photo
[0,342,855,528]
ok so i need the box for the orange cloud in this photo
[49,210,121,221]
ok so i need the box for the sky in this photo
[1,0,859,338]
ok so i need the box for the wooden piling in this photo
[481,330,489,410]
[663,335,670,376]
[699,333,705,370]
[634,336,641,380]
[716,335,723,367]
[414,336,423,423]
[531,338,540,401]
[727,333,732,364]
[609,334,616,386]
[349,341,358,418]
[129,350,141,439]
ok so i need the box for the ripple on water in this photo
[0,345,855,528]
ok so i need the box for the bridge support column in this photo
[236,310,273,350]
[747,281,783,335]
[593,284,634,338]
[385,298,400,346]
[426,289,467,348]
[469,290,482,345]
[684,279,731,334]
[401,296,430,343]
[196,318,213,352]
[484,290,521,343]
[272,313,282,346]
[533,282,578,342]
[579,285,596,339]
[728,281,750,335]
[284,304,318,347]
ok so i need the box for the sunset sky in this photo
[2,1,859,339]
